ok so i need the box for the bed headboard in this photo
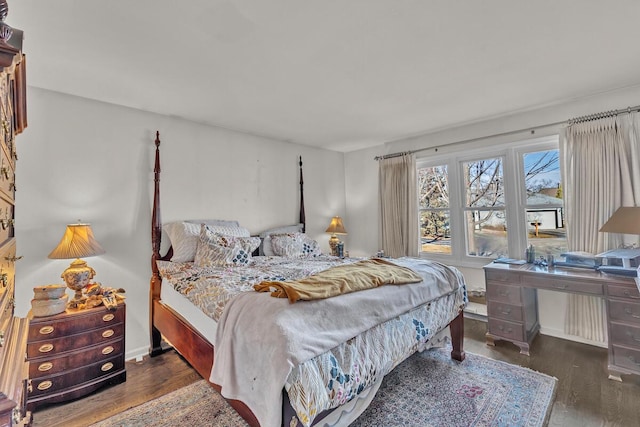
[149,131,306,353]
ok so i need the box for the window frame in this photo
[417,134,561,268]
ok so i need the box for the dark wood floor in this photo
[32,318,640,427]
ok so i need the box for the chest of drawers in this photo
[26,303,126,410]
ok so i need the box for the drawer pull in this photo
[102,345,114,355]
[624,308,640,319]
[498,291,510,297]
[102,329,115,338]
[37,380,53,391]
[628,356,640,366]
[553,284,569,290]
[39,326,55,335]
[625,331,640,343]
[498,325,513,333]
[38,343,54,353]
[101,362,114,372]
[38,362,53,372]
[623,290,640,299]
[102,313,115,322]
[500,308,512,315]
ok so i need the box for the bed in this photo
[148,132,468,427]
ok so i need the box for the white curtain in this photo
[378,153,419,258]
[561,112,640,342]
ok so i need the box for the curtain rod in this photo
[374,104,640,160]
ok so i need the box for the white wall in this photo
[345,84,640,346]
[15,87,346,360]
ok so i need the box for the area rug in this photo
[90,347,557,427]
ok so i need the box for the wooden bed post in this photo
[150,131,164,356]
[299,156,305,233]
[450,311,466,362]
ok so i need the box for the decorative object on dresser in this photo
[47,223,106,308]
[30,285,68,317]
[325,215,346,256]
[26,303,127,411]
[0,0,28,425]
[484,262,640,381]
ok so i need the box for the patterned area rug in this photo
[91,347,557,427]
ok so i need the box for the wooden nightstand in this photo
[26,303,126,410]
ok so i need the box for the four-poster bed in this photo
[148,132,467,427]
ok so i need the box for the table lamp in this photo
[325,216,347,256]
[598,206,640,271]
[48,222,105,307]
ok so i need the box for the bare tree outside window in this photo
[418,165,451,254]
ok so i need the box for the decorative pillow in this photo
[163,221,250,262]
[194,225,260,267]
[258,223,304,256]
[269,232,321,258]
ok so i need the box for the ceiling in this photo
[8,1,640,152]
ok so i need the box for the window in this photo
[419,165,451,254]
[462,157,507,257]
[417,135,565,265]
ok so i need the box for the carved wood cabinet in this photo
[0,8,29,427]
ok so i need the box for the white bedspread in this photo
[210,257,465,427]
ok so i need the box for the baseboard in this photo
[126,345,151,362]
[538,326,608,348]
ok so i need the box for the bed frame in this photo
[148,131,466,427]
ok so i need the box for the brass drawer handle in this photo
[102,329,115,338]
[37,380,53,391]
[38,362,53,372]
[624,308,640,319]
[497,325,513,333]
[39,326,55,335]
[102,346,114,355]
[500,308,512,315]
[102,313,115,322]
[38,343,54,353]
[101,362,114,372]
[553,284,569,290]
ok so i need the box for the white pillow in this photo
[258,223,304,256]
[163,221,250,262]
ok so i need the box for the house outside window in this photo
[417,135,566,266]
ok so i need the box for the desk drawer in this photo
[608,300,640,326]
[486,283,522,305]
[611,345,640,374]
[487,300,523,322]
[486,269,521,284]
[608,284,640,300]
[610,322,640,348]
[488,318,525,342]
[522,275,603,295]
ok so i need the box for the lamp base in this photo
[328,235,339,256]
[61,258,96,309]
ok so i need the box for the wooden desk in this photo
[484,262,640,381]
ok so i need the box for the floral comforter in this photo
[157,256,467,427]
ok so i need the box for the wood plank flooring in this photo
[32,318,640,427]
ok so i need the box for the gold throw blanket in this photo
[253,258,423,303]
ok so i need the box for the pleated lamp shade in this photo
[599,207,640,235]
[48,223,105,259]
